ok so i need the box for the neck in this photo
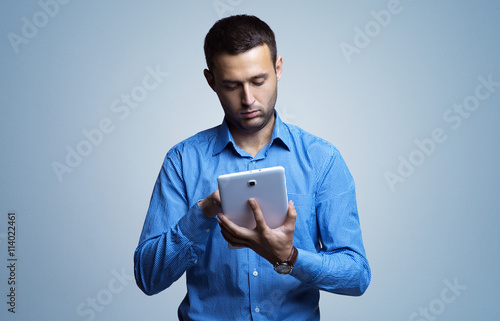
[229,115,276,157]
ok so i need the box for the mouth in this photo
[241,110,259,119]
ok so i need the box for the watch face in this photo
[275,263,292,274]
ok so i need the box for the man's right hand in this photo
[198,190,221,218]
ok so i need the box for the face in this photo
[204,44,283,135]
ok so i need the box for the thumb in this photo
[248,198,269,231]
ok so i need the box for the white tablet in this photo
[217,166,288,229]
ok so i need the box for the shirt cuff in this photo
[291,248,323,283]
[177,201,218,244]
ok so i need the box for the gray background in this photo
[1,0,499,320]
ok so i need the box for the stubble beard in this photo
[226,85,278,134]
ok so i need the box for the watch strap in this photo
[273,246,298,275]
[285,246,298,266]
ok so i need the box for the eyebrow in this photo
[222,73,269,84]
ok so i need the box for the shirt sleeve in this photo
[134,151,218,295]
[291,151,371,296]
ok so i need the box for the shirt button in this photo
[204,228,211,233]
[253,270,258,277]
[255,307,260,313]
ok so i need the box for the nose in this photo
[241,83,255,107]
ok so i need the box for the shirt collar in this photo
[212,110,291,156]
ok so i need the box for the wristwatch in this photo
[274,246,298,275]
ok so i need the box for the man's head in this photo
[204,14,277,72]
[203,15,282,136]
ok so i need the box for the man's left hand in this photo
[218,198,297,265]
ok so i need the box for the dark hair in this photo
[204,15,277,71]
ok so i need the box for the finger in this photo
[213,189,221,204]
[282,200,297,227]
[248,198,269,231]
[218,215,250,247]
[218,213,252,239]
[220,225,248,248]
[217,213,238,231]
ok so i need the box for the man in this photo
[134,14,370,320]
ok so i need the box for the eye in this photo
[223,83,239,91]
[253,81,265,87]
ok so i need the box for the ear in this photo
[275,56,283,81]
[204,69,216,91]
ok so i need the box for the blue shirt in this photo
[134,112,371,320]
